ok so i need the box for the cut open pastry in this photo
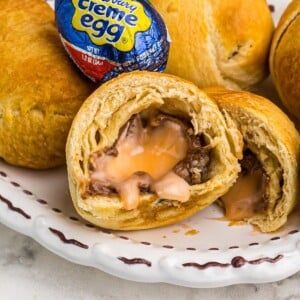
[66,71,242,230]
[205,87,300,232]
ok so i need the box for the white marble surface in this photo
[0,224,299,299]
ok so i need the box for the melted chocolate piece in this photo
[135,171,151,193]
[87,181,116,196]
[49,227,89,249]
[138,183,151,193]
[0,194,31,219]
[240,149,261,175]
[174,134,211,185]
[103,147,118,157]
[118,257,152,267]
[174,147,210,185]
[238,149,269,213]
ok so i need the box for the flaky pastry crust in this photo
[270,0,300,120]
[205,87,300,232]
[66,71,242,230]
[0,0,94,169]
[152,0,274,90]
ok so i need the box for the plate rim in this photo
[0,166,300,288]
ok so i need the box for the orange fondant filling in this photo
[222,168,265,221]
[91,116,190,209]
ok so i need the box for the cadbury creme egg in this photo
[55,0,170,82]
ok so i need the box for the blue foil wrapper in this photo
[55,0,170,82]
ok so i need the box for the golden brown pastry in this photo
[66,71,242,230]
[0,0,95,169]
[151,0,274,90]
[270,0,300,120]
[205,87,300,232]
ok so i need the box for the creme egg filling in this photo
[221,149,268,221]
[89,113,194,210]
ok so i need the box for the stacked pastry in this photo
[270,0,300,120]
[66,72,300,232]
[151,0,274,90]
[0,0,95,169]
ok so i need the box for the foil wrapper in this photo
[55,0,170,82]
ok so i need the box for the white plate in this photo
[1,0,299,288]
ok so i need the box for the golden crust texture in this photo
[270,0,300,120]
[205,87,300,232]
[66,71,242,230]
[0,0,95,169]
[151,0,274,90]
